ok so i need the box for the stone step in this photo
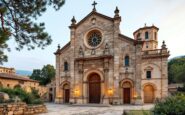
[71,104,111,107]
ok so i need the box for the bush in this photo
[177,83,185,92]
[153,93,185,115]
[31,98,43,105]
[0,87,43,104]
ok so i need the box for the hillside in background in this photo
[168,55,185,84]
[16,70,32,76]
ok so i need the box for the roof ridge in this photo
[75,10,114,28]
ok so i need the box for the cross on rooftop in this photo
[92,1,97,11]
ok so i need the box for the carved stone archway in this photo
[88,73,101,103]
[60,81,70,103]
[143,83,156,103]
[120,79,134,104]
[83,69,105,104]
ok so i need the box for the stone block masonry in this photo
[0,102,47,115]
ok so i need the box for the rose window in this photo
[87,31,102,47]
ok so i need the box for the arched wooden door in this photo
[63,84,70,103]
[88,73,101,103]
[144,85,154,103]
[123,81,132,104]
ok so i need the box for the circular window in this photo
[87,30,102,48]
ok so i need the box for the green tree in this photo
[30,69,42,82]
[168,56,185,83]
[30,64,55,85]
[0,0,65,64]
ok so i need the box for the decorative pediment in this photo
[144,66,153,71]
[75,11,114,28]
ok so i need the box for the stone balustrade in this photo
[141,49,169,59]
[0,102,47,115]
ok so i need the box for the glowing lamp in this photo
[74,89,80,97]
[108,88,113,97]
[133,92,138,99]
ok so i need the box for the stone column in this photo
[77,60,84,104]
[112,8,121,104]
[134,43,143,105]
[69,16,76,103]
[55,54,62,103]
[103,58,109,104]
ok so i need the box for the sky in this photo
[3,0,185,71]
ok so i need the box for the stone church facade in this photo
[54,5,170,105]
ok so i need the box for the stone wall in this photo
[0,103,47,115]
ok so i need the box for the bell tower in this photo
[133,24,159,51]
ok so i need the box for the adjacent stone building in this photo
[46,80,56,102]
[54,4,170,104]
[0,67,47,97]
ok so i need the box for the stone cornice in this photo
[75,55,113,61]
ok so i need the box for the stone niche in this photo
[0,102,47,115]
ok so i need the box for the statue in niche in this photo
[91,48,96,55]
[104,43,110,55]
[79,46,84,56]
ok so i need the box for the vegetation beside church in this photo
[153,93,185,115]
[30,64,55,85]
[168,56,185,84]
[0,87,43,104]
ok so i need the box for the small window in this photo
[7,84,10,87]
[146,71,151,79]
[125,56,129,66]
[154,32,157,40]
[145,32,149,39]
[146,45,148,48]
[64,61,69,71]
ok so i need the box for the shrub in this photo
[0,87,43,104]
[153,93,185,115]
[31,88,40,98]
[31,98,43,105]
[177,83,185,92]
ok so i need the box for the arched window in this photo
[145,32,149,39]
[137,33,141,40]
[125,56,129,66]
[64,61,69,71]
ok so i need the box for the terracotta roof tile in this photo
[0,73,38,82]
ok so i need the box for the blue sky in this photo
[4,0,185,71]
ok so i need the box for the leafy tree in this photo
[30,69,42,82]
[168,56,185,83]
[30,64,55,85]
[0,0,65,64]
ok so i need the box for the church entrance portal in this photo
[88,73,101,103]
[63,84,70,103]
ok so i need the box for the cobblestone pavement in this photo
[40,103,154,115]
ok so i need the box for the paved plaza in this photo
[40,103,154,115]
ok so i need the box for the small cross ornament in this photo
[92,1,97,11]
